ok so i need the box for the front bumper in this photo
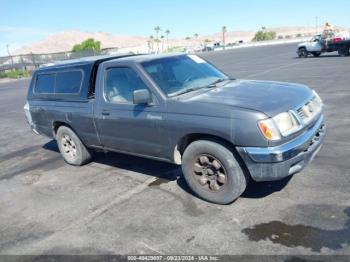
[237,115,326,181]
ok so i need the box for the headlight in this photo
[272,111,300,136]
[258,111,301,140]
[258,119,281,141]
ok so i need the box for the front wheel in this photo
[298,47,308,58]
[181,140,248,204]
[56,126,92,166]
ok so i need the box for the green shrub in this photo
[0,69,30,79]
[252,31,277,41]
[167,46,185,53]
[72,38,101,54]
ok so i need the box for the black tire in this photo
[181,140,248,204]
[312,52,321,57]
[338,45,350,57]
[298,47,308,58]
[56,126,92,166]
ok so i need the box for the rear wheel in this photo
[56,126,92,166]
[312,52,321,57]
[181,140,248,204]
[338,45,350,56]
[298,47,308,58]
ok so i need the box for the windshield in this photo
[142,55,229,97]
[310,35,321,42]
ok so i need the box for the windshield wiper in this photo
[169,78,234,97]
[207,78,232,88]
[169,86,204,97]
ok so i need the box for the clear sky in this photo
[1,0,349,55]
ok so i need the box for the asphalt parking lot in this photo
[0,43,349,256]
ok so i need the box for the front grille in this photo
[295,96,322,124]
[297,107,306,119]
[303,124,325,153]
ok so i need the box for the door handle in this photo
[102,111,110,116]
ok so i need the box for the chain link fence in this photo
[0,47,120,73]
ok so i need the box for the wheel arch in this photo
[173,133,237,165]
[52,121,78,139]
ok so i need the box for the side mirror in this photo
[133,89,151,104]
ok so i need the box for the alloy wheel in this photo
[193,154,227,192]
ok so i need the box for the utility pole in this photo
[315,16,319,34]
[222,26,227,50]
[6,44,14,71]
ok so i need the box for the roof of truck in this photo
[111,52,187,63]
[36,53,189,72]
[37,53,138,71]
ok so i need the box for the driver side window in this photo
[104,67,149,104]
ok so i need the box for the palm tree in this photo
[154,26,161,38]
[149,35,154,52]
[185,36,192,49]
[160,35,165,52]
[153,38,161,53]
[222,26,227,49]
[147,40,152,53]
[154,26,161,53]
[194,33,199,45]
[165,30,170,52]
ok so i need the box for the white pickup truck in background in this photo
[297,29,350,58]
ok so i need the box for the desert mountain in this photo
[13,26,350,55]
[14,30,148,54]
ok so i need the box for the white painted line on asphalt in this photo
[9,176,159,253]
[64,176,157,229]
[245,60,308,78]
[232,218,241,225]
[0,110,20,115]
[139,241,163,254]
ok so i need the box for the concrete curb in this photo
[0,77,30,84]
[212,37,309,52]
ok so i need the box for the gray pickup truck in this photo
[24,53,326,204]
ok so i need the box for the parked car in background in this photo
[185,45,212,53]
[24,53,326,204]
[202,46,213,52]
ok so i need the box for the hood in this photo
[298,42,309,47]
[183,80,313,117]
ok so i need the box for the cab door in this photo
[94,62,170,159]
[307,36,323,52]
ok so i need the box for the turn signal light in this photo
[258,119,281,141]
